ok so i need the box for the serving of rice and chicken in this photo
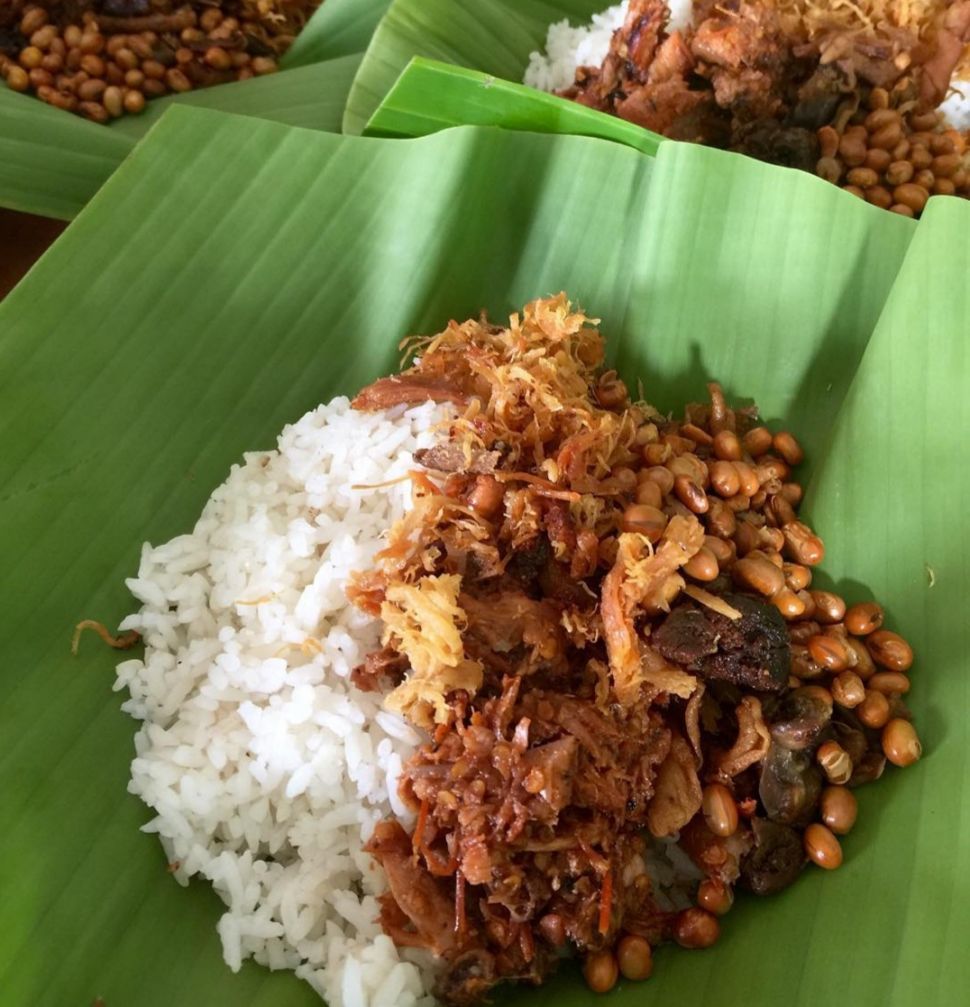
[526,0,970,217]
[98,296,921,1005]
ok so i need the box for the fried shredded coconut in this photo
[381,575,484,727]
[348,295,914,1004]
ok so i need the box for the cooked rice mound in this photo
[114,398,450,1007]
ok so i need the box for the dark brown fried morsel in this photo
[652,594,790,692]
[767,689,832,751]
[758,744,823,826]
[415,443,501,474]
[350,645,409,693]
[434,949,500,1007]
[739,817,806,895]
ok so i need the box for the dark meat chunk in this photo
[352,373,468,411]
[739,817,805,896]
[621,0,669,74]
[791,64,851,129]
[664,99,732,145]
[652,594,790,692]
[731,120,818,172]
[0,26,23,58]
[416,443,500,474]
[350,645,409,693]
[617,78,713,134]
[436,949,498,1007]
[520,737,579,814]
[506,535,550,591]
[766,687,831,751]
[919,2,970,108]
[461,586,565,674]
[364,820,457,955]
[758,743,822,826]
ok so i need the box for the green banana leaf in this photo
[0,0,389,220]
[345,0,603,134]
[364,57,662,156]
[284,0,391,69]
[3,104,965,1007]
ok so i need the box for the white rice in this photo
[114,397,451,1007]
[941,78,970,132]
[524,1,694,93]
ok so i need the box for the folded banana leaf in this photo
[0,0,390,220]
[3,105,966,1007]
[364,57,662,155]
[345,0,601,133]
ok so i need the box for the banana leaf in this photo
[283,0,391,69]
[3,104,966,1007]
[345,0,603,134]
[364,57,662,156]
[0,0,388,220]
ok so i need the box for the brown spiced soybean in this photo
[697,879,733,916]
[712,430,742,461]
[867,672,911,695]
[702,784,738,837]
[6,65,30,91]
[734,554,785,597]
[846,166,879,189]
[882,719,922,767]
[886,160,914,186]
[733,461,760,497]
[805,823,843,869]
[820,786,858,835]
[784,563,812,592]
[20,7,49,35]
[635,479,663,509]
[673,909,719,949]
[783,522,825,565]
[621,504,667,542]
[616,936,653,982]
[710,460,741,497]
[817,125,839,158]
[808,634,850,673]
[867,630,913,671]
[674,475,708,514]
[864,147,891,173]
[583,951,619,994]
[856,689,891,728]
[684,547,719,582]
[102,85,123,118]
[870,122,903,150]
[866,185,893,210]
[844,601,883,636]
[838,131,867,166]
[893,183,929,213]
[817,740,852,785]
[810,590,846,624]
[831,671,866,709]
[742,426,773,457]
[772,588,806,620]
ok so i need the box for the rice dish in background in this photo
[524,1,970,219]
[114,399,449,1007]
